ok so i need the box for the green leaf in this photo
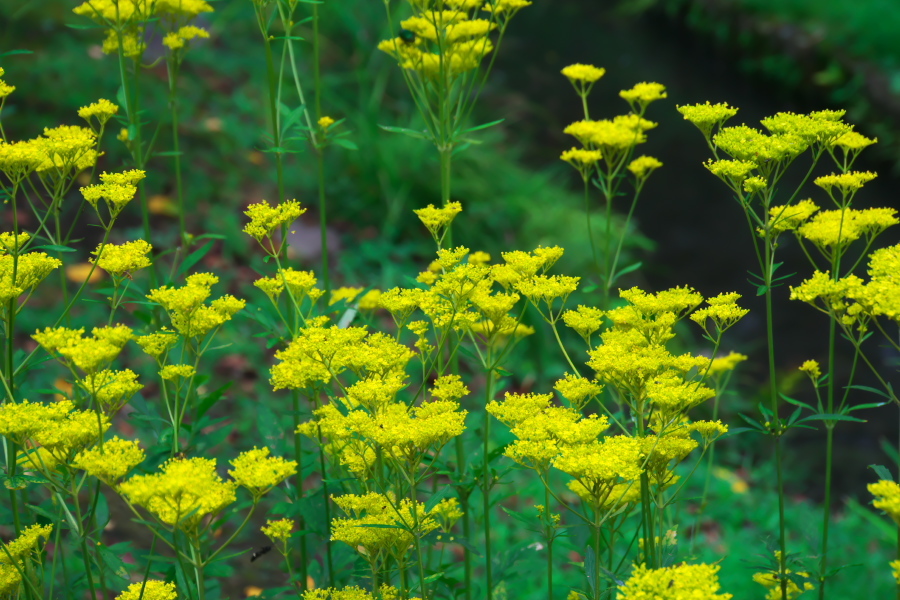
[177,241,214,277]
[584,546,596,595]
[847,385,894,400]
[500,507,536,527]
[333,138,358,150]
[0,49,35,56]
[378,124,430,140]
[34,244,76,253]
[462,118,504,133]
[196,382,232,421]
[869,464,894,482]
[797,413,866,424]
[846,401,887,412]
[755,284,768,296]
[97,544,130,581]
[425,486,453,513]
[610,261,643,284]
[780,393,814,412]
[155,150,183,157]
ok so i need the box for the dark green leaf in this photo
[379,124,430,140]
[462,118,504,133]
[797,413,866,424]
[333,138,358,150]
[177,241,215,277]
[610,261,643,283]
[869,464,894,482]
[425,486,453,513]
[155,150,183,157]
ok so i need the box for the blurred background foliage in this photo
[1,0,899,596]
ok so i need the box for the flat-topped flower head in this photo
[627,155,662,179]
[78,98,119,127]
[677,102,739,137]
[73,437,145,484]
[709,351,747,375]
[161,25,209,50]
[262,518,294,544]
[830,130,877,152]
[92,239,152,275]
[119,457,237,530]
[814,171,877,201]
[243,199,306,243]
[618,562,732,600]
[619,82,667,110]
[761,110,851,145]
[115,581,178,600]
[228,447,297,495]
[147,273,245,338]
[561,63,605,97]
[414,202,463,241]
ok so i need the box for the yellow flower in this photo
[262,518,294,543]
[73,437,145,484]
[414,202,463,241]
[627,155,662,178]
[619,82,667,108]
[798,360,821,380]
[92,239,153,275]
[119,457,237,530]
[115,581,178,600]
[677,101,738,138]
[78,98,119,126]
[228,447,297,494]
[318,116,336,129]
[618,562,732,600]
[561,63,606,83]
[709,351,747,374]
[243,199,306,243]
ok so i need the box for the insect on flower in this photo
[399,28,416,44]
[250,546,272,562]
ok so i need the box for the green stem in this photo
[292,390,309,592]
[262,28,286,204]
[482,369,495,600]
[167,56,187,246]
[454,436,472,600]
[546,485,553,600]
[764,281,788,600]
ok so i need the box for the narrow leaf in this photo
[870,464,894,482]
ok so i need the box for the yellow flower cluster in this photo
[0,67,15,99]
[80,170,146,220]
[677,101,738,139]
[869,479,900,524]
[115,580,178,600]
[414,201,463,242]
[619,82,668,109]
[0,400,110,472]
[0,524,53,597]
[228,446,297,495]
[564,115,656,161]
[760,110,851,145]
[243,199,306,243]
[119,457,237,530]
[162,25,210,50]
[159,364,196,380]
[331,492,440,559]
[78,98,119,127]
[0,231,62,306]
[34,324,134,374]
[73,0,213,58]
[262,518,294,543]
[92,239,153,275]
[147,273,245,338]
[302,585,409,600]
[618,562,732,600]
[378,7,504,80]
[73,436,145,484]
[255,268,324,305]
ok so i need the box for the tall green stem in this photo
[292,390,309,592]
[262,31,285,205]
[482,367,495,600]
[454,436,472,600]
